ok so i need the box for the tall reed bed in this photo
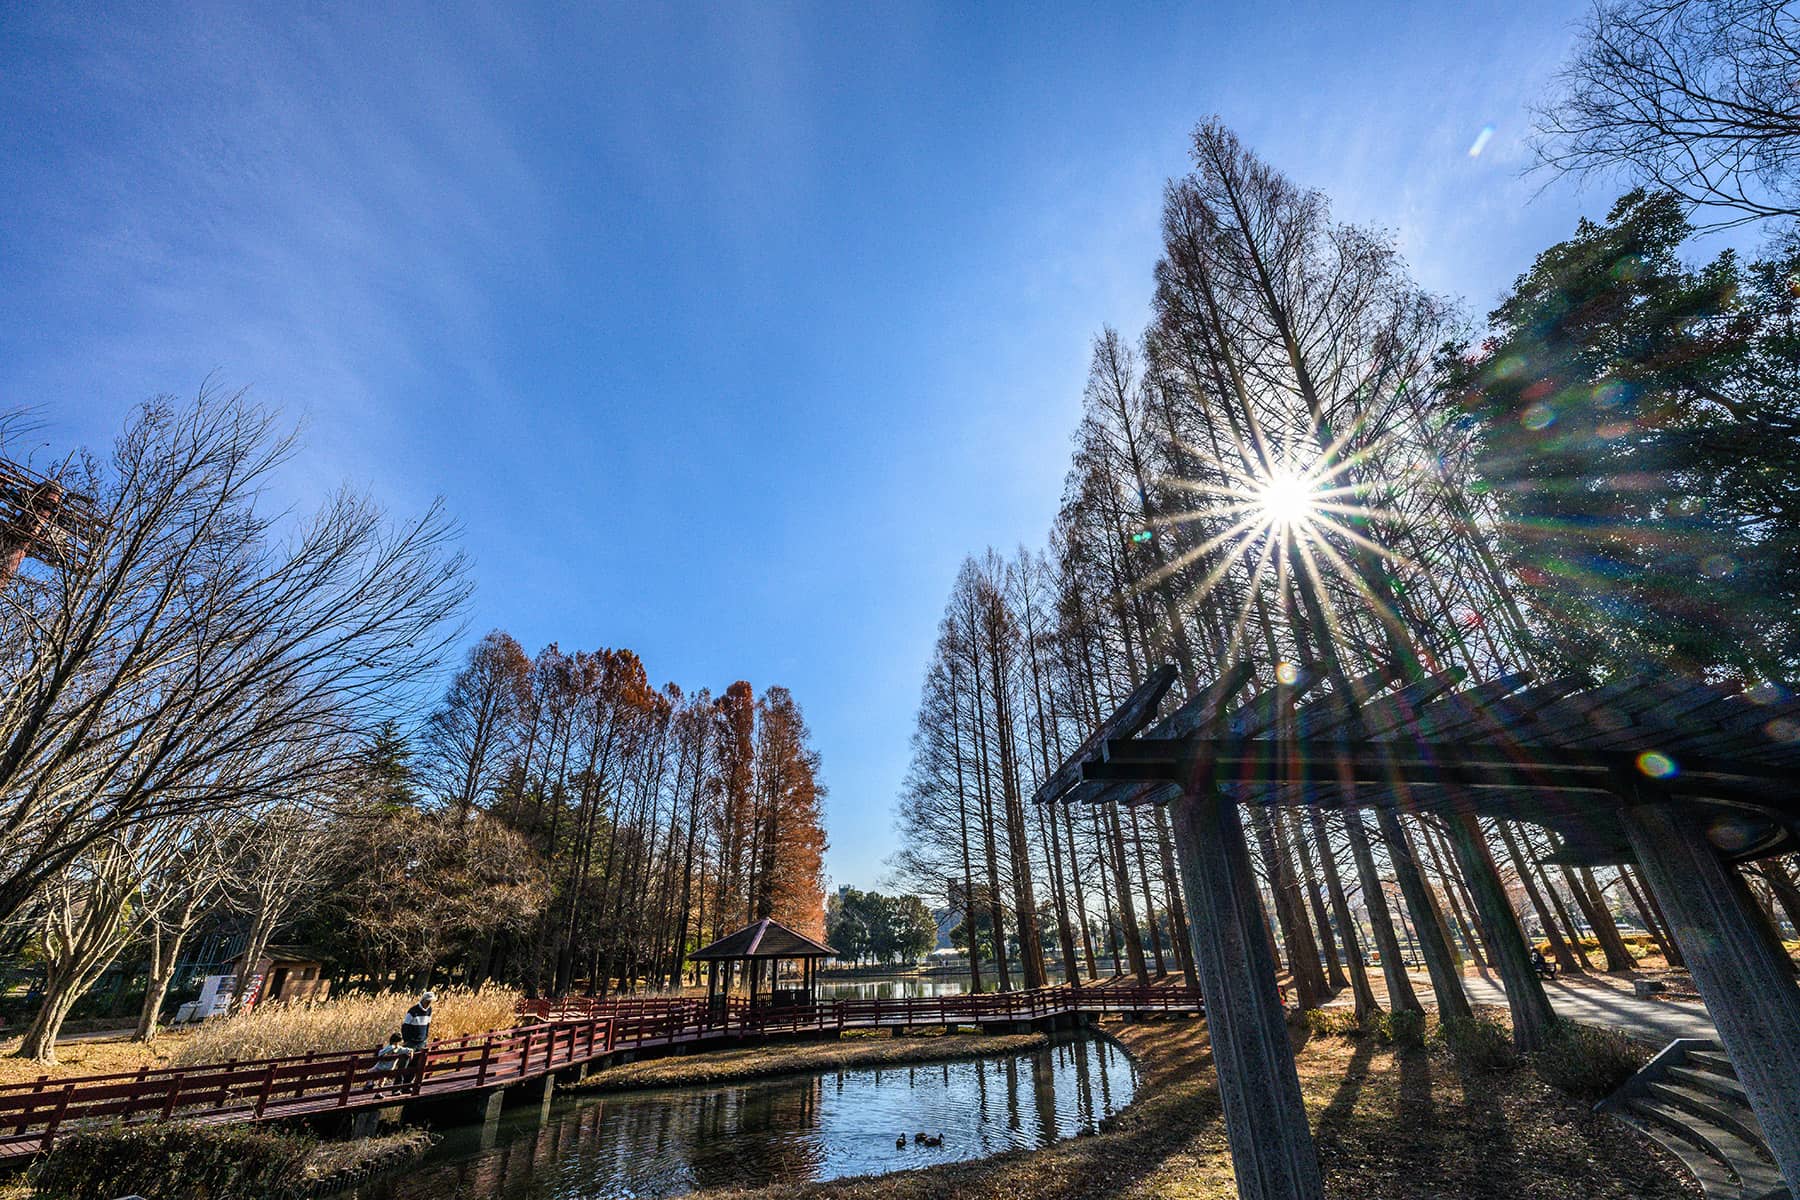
[171,985,521,1065]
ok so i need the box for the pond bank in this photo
[567,1030,1052,1094]
[333,1029,1134,1199]
[698,1015,1697,1200]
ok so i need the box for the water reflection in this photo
[811,972,1023,1000]
[347,1034,1133,1200]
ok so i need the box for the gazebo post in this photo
[1373,807,1472,1022]
[1441,809,1556,1050]
[1620,794,1800,1194]
[1169,782,1325,1200]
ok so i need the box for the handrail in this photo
[0,981,1201,1159]
[0,1015,615,1159]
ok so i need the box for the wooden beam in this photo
[1032,665,1178,806]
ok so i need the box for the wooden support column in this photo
[1169,782,1324,1200]
[1441,810,1556,1051]
[1620,796,1800,1195]
[1374,807,1471,1022]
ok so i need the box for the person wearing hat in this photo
[399,991,434,1085]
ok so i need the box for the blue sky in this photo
[1,2,1673,889]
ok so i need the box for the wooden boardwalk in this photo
[0,982,1201,1160]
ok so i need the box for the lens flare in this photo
[1259,471,1317,529]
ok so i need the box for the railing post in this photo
[255,1063,276,1118]
[476,1039,493,1088]
[41,1084,73,1154]
[161,1078,181,1120]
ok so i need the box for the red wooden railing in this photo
[0,981,1201,1160]
[0,1016,614,1160]
[520,982,1203,1042]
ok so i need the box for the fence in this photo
[0,981,1201,1160]
[0,1016,614,1160]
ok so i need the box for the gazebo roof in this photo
[1036,663,1800,866]
[690,917,835,962]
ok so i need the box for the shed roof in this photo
[690,917,835,961]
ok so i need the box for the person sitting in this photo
[1530,946,1557,980]
[365,1033,408,1091]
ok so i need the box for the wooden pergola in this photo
[1036,662,1800,1200]
[691,917,836,1012]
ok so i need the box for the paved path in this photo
[1455,971,1716,1044]
[1344,967,1719,1045]
[1329,968,1717,1045]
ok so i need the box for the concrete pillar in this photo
[1374,808,1471,1022]
[471,1087,504,1124]
[1442,810,1556,1050]
[1169,783,1325,1200]
[534,1071,556,1120]
[1621,796,1800,1195]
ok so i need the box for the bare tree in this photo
[15,821,191,1061]
[134,817,239,1040]
[1534,0,1800,225]
[423,630,531,821]
[226,803,337,1011]
[0,390,470,929]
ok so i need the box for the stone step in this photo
[1627,1099,1788,1200]
[1614,1108,1743,1199]
[1669,1064,1750,1104]
[1687,1050,1739,1078]
[1644,1080,1766,1153]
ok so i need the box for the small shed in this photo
[690,918,835,1011]
[232,946,330,1007]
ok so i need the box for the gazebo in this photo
[1036,661,1800,1200]
[691,917,836,1013]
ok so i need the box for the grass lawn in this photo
[703,1015,1696,1200]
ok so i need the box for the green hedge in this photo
[32,1123,314,1200]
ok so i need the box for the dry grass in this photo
[571,1030,1052,1094]
[697,1015,1696,1200]
[172,985,521,1066]
[0,1034,180,1086]
[300,1127,434,1184]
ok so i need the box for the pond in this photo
[812,974,991,1000]
[342,1033,1135,1199]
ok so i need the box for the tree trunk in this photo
[1443,810,1556,1051]
[1248,806,1325,1007]
[1346,809,1416,1014]
[1155,804,1197,981]
[1287,809,1348,990]
[1562,866,1634,972]
[1374,807,1470,1021]
[1310,808,1377,1019]
[1108,806,1149,982]
[1130,807,1167,977]
[1420,820,1486,971]
[1497,820,1581,975]
[1618,861,1680,969]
